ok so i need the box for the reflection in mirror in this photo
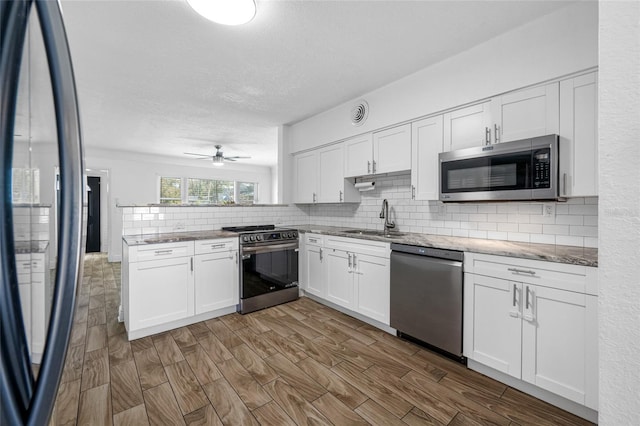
[12,9,58,372]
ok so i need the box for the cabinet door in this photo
[354,253,390,325]
[325,249,354,310]
[411,115,443,201]
[373,124,411,174]
[129,257,193,330]
[493,83,559,143]
[559,72,598,197]
[521,285,596,407]
[344,134,373,177]
[305,245,326,298]
[293,151,318,203]
[195,251,239,314]
[317,144,344,203]
[469,274,522,378]
[443,101,492,151]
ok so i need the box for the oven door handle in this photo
[241,241,299,255]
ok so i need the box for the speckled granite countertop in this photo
[292,225,598,267]
[15,240,49,254]
[123,230,239,246]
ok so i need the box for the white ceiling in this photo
[54,0,574,167]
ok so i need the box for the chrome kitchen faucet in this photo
[380,199,396,233]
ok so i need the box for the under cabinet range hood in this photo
[439,135,559,202]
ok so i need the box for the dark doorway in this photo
[86,176,101,253]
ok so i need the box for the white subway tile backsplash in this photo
[119,173,598,248]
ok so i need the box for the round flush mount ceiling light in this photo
[186,0,256,26]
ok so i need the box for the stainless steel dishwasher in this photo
[390,243,464,360]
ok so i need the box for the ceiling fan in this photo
[184,144,251,166]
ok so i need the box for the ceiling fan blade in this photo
[225,156,251,160]
[224,158,237,162]
[184,152,212,157]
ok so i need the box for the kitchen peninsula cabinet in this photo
[123,237,238,340]
[194,239,239,314]
[411,115,444,200]
[344,124,411,177]
[464,252,598,412]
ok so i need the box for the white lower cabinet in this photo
[300,234,390,326]
[16,252,50,363]
[194,250,238,314]
[464,252,598,412]
[124,238,238,339]
[129,256,194,330]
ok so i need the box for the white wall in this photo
[84,148,275,261]
[598,1,640,424]
[287,1,598,153]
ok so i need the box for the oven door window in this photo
[242,248,299,299]
[441,150,535,194]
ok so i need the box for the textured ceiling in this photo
[50,0,574,166]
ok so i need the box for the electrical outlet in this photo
[543,203,555,217]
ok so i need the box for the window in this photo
[188,178,234,204]
[159,177,258,205]
[236,182,257,204]
[159,177,182,204]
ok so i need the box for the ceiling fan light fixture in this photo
[212,156,224,166]
[186,0,256,26]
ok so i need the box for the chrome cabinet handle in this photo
[411,185,415,199]
[339,190,343,202]
[494,124,500,143]
[235,252,238,264]
[512,283,517,307]
[352,254,357,269]
[367,161,371,174]
[372,160,377,174]
[210,243,225,249]
[312,192,316,203]
[563,173,568,196]
[508,267,536,275]
[485,127,491,145]
[319,248,323,261]
[525,285,531,310]
[154,249,173,255]
[190,257,193,272]
[348,253,352,268]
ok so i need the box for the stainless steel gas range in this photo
[222,225,299,314]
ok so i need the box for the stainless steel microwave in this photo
[439,135,559,202]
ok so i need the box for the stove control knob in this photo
[250,235,256,241]
[293,232,298,238]
[256,235,263,241]
[280,232,286,239]
[287,232,293,238]
[242,236,249,242]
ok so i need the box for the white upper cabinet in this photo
[344,134,373,177]
[559,72,598,197]
[443,83,559,151]
[443,101,492,151]
[492,82,559,143]
[411,115,444,201]
[372,123,411,174]
[344,124,411,177]
[293,151,318,203]
[293,146,360,204]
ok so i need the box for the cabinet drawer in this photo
[324,235,390,258]
[194,238,238,255]
[15,254,45,274]
[129,241,194,262]
[305,234,323,246]
[465,252,597,295]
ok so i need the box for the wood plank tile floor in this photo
[48,253,594,425]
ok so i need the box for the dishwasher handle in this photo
[390,243,464,262]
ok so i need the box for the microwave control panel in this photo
[533,149,551,188]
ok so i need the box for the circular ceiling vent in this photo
[350,100,369,127]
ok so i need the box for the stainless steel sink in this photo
[343,229,406,238]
